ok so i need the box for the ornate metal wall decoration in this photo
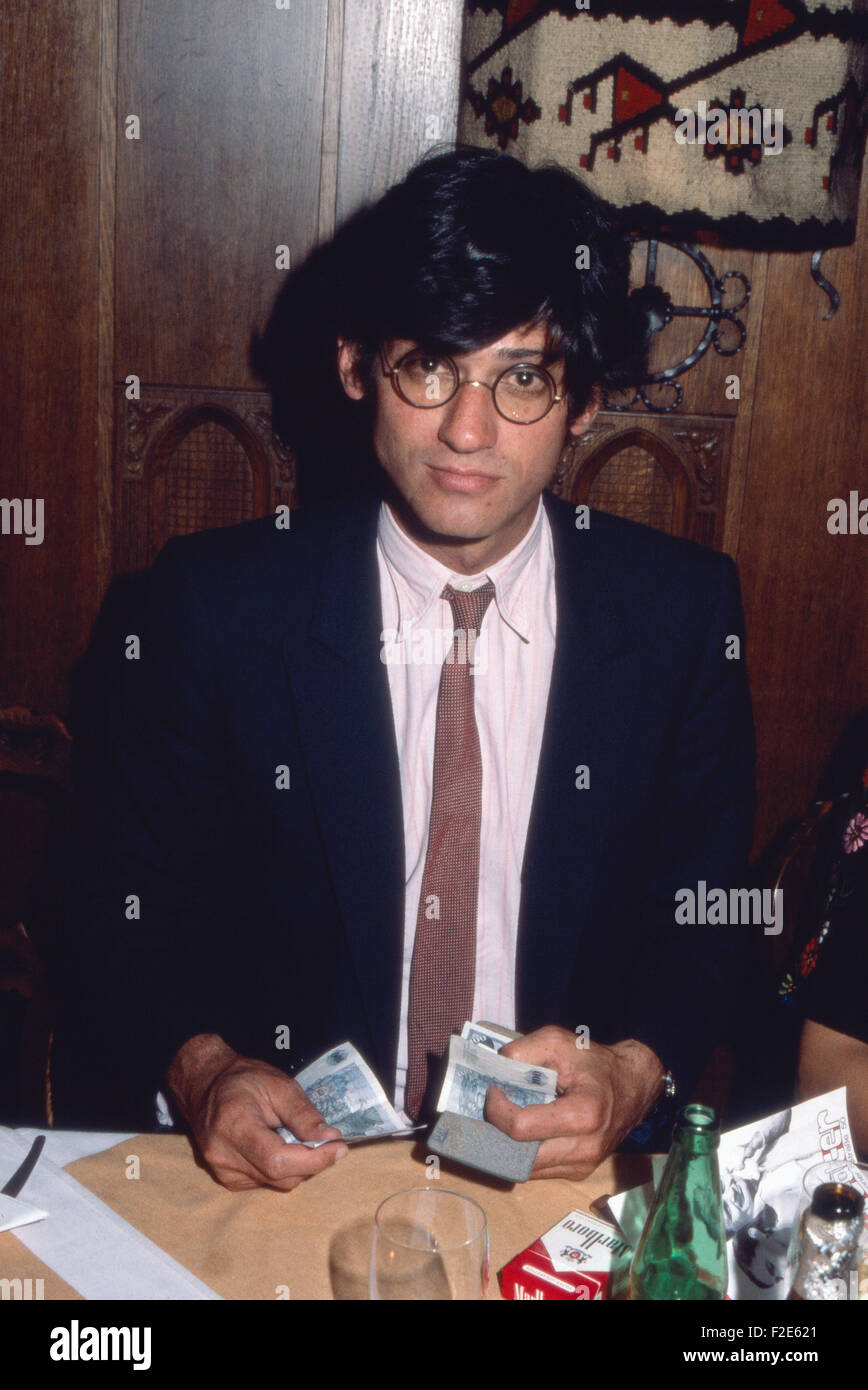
[608,239,752,413]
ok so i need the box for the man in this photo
[52,148,755,1191]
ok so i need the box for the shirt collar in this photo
[377,496,545,643]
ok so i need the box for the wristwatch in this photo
[622,1067,677,1150]
[660,1068,677,1102]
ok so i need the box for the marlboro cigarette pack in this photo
[500,1208,632,1301]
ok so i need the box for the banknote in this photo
[460,1020,515,1053]
[276,1042,415,1146]
[436,1035,557,1121]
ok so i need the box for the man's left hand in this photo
[484,1026,665,1180]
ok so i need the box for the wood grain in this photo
[96,0,119,602]
[737,166,868,852]
[115,0,330,387]
[0,3,102,713]
[337,0,464,219]
[317,0,346,245]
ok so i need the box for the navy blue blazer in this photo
[53,489,755,1129]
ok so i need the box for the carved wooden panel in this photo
[554,413,731,549]
[114,385,295,575]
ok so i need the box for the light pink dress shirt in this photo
[376,497,557,1109]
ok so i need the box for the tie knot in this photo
[442,581,496,633]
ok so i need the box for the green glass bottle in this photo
[629,1102,728,1300]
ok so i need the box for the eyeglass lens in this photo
[395,352,554,422]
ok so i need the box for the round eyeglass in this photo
[380,347,566,424]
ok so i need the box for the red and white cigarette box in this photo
[500,1208,631,1300]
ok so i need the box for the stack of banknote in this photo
[436,1022,557,1118]
[277,1022,557,1147]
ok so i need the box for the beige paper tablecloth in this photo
[0,1134,651,1300]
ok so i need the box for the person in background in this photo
[779,709,868,1156]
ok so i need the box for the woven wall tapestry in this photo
[459,1,868,247]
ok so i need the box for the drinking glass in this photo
[369,1188,489,1300]
[785,1159,868,1298]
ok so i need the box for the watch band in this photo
[621,1066,677,1151]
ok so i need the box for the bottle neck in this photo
[671,1124,720,1159]
[671,1104,721,1158]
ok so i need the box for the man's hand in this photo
[167,1033,348,1191]
[484,1025,665,1181]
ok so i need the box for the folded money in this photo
[428,1023,559,1182]
[436,1033,557,1120]
[276,1042,416,1147]
[459,1020,515,1053]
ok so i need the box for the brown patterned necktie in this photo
[405,580,496,1120]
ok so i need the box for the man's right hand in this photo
[166,1033,348,1190]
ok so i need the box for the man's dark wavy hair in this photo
[251,145,650,503]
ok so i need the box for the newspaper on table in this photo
[609,1087,863,1300]
[436,1029,557,1118]
[276,1042,416,1147]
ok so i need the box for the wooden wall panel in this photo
[737,165,868,853]
[337,0,464,219]
[115,0,330,387]
[317,0,346,244]
[0,4,103,714]
[96,1,119,614]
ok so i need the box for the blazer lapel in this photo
[282,490,643,1064]
[516,494,642,1026]
[282,496,405,1081]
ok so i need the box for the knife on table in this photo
[1,1134,46,1198]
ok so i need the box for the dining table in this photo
[0,1128,653,1300]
